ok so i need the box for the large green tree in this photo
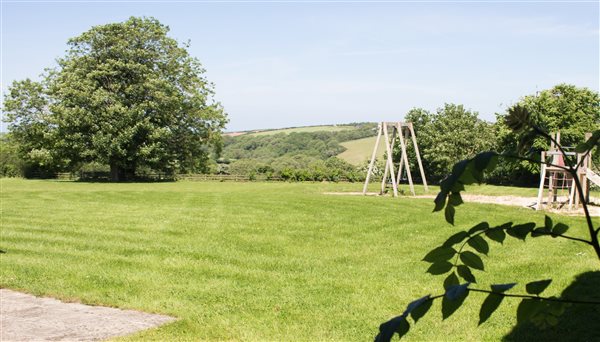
[491,84,599,184]
[3,79,58,177]
[5,16,227,180]
[404,104,496,182]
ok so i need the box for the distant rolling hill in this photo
[222,123,382,165]
[249,125,354,136]
[224,124,355,137]
[337,136,385,166]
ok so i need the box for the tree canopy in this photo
[3,17,227,180]
[492,84,599,184]
[404,104,496,182]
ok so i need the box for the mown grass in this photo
[1,179,598,341]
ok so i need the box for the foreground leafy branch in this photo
[376,106,599,341]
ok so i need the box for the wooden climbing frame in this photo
[536,132,595,211]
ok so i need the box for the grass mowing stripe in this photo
[1,179,597,341]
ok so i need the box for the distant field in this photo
[337,136,383,165]
[2,179,598,341]
[249,125,354,136]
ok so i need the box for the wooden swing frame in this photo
[362,122,428,197]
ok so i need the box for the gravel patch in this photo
[1,289,175,341]
[323,192,600,216]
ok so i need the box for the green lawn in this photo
[249,125,353,136]
[1,179,598,341]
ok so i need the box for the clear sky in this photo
[2,1,599,132]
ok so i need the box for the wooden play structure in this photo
[362,122,428,197]
[536,132,599,211]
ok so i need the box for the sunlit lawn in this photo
[1,179,597,340]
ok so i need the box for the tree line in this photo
[2,17,598,184]
[213,84,598,185]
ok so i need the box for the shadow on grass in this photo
[503,271,600,342]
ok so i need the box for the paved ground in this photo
[1,289,175,341]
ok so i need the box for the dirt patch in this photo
[323,192,600,216]
[0,289,175,341]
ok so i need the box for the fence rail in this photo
[44,172,366,183]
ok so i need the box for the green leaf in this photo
[474,152,498,174]
[491,283,516,293]
[442,284,469,319]
[479,293,503,325]
[410,298,433,324]
[467,235,489,255]
[517,299,544,325]
[485,228,506,244]
[396,318,410,339]
[507,222,535,240]
[468,222,489,235]
[575,130,600,153]
[458,163,478,185]
[460,251,484,271]
[442,231,469,247]
[445,205,455,225]
[552,223,569,236]
[544,215,553,230]
[484,154,498,172]
[427,261,453,275]
[448,192,463,206]
[517,129,538,154]
[457,265,476,283]
[450,160,470,182]
[433,191,448,212]
[505,104,531,132]
[444,272,460,289]
[376,315,410,342]
[531,227,550,237]
[423,247,457,263]
[526,279,552,295]
[446,283,470,300]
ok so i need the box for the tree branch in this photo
[500,153,569,172]
[532,125,575,169]
[533,231,592,245]
[469,288,600,305]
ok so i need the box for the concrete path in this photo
[1,289,175,341]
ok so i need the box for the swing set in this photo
[362,122,428,197]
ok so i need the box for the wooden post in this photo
[536,151,546,210]
[380,125,390,195]
[407,122,428,192]
[583,132,592,205]
[568,154,580,210]
[547,171,555,207]
[395,125,405,187]
[381,123,398,195]
[363,123,382,195]
[396,122,414,195]
[383,123,398,197]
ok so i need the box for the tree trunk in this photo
[110,163,122,182]
[110,162,135,181]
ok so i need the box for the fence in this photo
[50,172,362,182]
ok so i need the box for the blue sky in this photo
[2,1,598,132]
